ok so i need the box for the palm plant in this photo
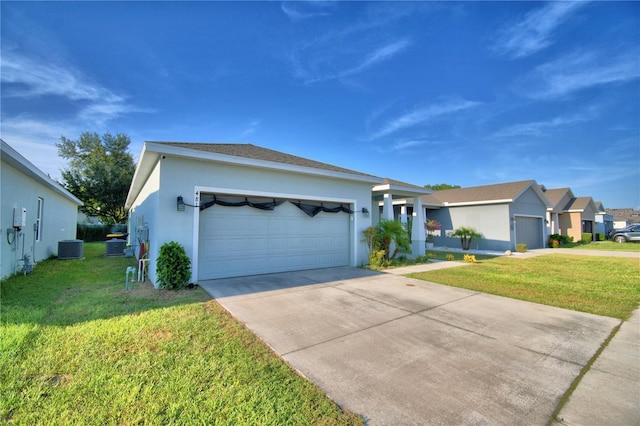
[451,226,483,250]
[376,219,411,260]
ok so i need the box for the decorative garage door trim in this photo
[192,187,358,282]
[514,216,544,249]
[199,194,353,216]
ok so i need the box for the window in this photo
[36,197,43,241]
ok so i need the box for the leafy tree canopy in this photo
[57,132,135,224]
[424,183,461,191]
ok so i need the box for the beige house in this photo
[543,187,597,241]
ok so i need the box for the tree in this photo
[451,226,483,250]
[424,183,461,191]
[57,132,135,224]
[375,219,411,260]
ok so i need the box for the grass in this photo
[564,240,640,252]
[409,254,640,320]
[0,243,362,425]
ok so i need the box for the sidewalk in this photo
[556,309,640,425]
[385,248,639,425]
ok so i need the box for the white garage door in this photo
[198,201,351,280]
[515,216,544,249]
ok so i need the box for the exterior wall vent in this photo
[58,240,84,260]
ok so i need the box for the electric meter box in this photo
[13,208,26,229]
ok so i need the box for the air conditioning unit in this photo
[106,239,126,257]
[58,240,84,260]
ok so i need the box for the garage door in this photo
[198,201,350,280]
[515,216,543,249]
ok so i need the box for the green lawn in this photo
[409,254,640,320]
[565,240,640,252]
[0,243,362,425]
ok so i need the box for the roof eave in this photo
[150,142,383,184]
[1,139,83,206]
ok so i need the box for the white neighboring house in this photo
[1,139,83,280]
[594,201,614,239]
[125,142,428,285]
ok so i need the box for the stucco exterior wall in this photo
[564,212,583,241]
[127,160,161,281]
[429,203,512,251]
[129,155,374,285]
[1,162,79,280]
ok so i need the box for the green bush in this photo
[598,233,606,241]
[368,249,386,268]
[156,241,191,290]
[548,234,573,247]
[516,243,527,253]
[581,233,593,244]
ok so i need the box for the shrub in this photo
[581,233,593,244]
[374,220,411,261]
[548,234,573,247]
[446,254,455,261]
[516,243,527,253]
[552,240,560,249]
[427,252,437,259]
[156,241,191,290]
[369,249,386,268]
[463,254,477,263]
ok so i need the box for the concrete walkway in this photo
[555,308,640,425]
[200,264,629,425]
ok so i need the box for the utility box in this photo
[106,239,126,257]
[58,240,84,260]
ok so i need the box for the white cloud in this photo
[294,38,411,84]
[289,4,416,85]
[305,40,411,83]
[492,2,588,59]
[239,119,262,139]
[514,50,640,99]
[491,113,592,138]
[2,49,154,130]
[0,117,78,180]
[2,50,112,101]
[368,99,481,140]
[281,2,333,22]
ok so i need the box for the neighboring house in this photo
[607,208,640,228]
[543,187,597,241]
[594,202,614,239]
[125,142,428,284]
[406,180,551,252]
[1,139,83,280]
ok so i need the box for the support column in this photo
[553,213,559,234]
[382,193,394,221]
[411,196,426,256]
[400,205,408,226]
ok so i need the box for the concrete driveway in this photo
[200,267,619,425]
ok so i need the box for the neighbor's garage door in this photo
[198,201,350,280]
[515,216,544,249]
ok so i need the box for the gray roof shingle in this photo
[427,180,537,204]
[153,142,379,178]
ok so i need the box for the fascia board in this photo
[443,199,513,207]
[1,140,83,206]
[146,142,384,185]
[371,183,431,197]
[125,144,159,209]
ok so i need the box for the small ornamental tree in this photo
[375,219,411,261]
[156,241,191,290]
[451,226,483,250]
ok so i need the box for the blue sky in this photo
[2,1,639,209]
